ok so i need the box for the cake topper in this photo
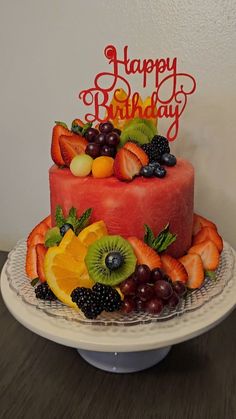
[79,45,196,141]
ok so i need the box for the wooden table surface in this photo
[0,250,236,419]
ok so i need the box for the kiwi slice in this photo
[45,227,61,247]
[132,123,154,142]
[125,118,157,136]
[85,235,137,286]
[120,127,148,147]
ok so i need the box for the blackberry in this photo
[81,304,103,320]
[92,283,122,312]
[35,283,57,301]
[151,135,170,155]
[141,143,160,162]
[71,287,96,309]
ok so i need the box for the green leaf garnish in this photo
[55,206,92,235]
[81,122,92,136]
[55,121,68,129]
[144,223,177,253]
[205,270,217,281]
[31,278,39,287]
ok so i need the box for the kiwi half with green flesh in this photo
[120,127,148,147]
[85,235,137,286]
[130,123,154,142]
[125,118,157,136]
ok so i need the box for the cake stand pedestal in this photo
[2,247,236,372]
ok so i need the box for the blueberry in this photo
[161,153,177,167]
[60,223,74,237]
[154,166,166,178]
[105,252,124,270]
[140,165,154,178]
[149,161,161,168]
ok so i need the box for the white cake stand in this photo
[1,241,236,373]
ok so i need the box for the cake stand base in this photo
[77,346,171,373]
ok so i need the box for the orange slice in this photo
[77,220,108,247]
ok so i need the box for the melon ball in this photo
[92,156,114,178]
[70,154,93,177]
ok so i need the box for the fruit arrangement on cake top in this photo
[51,117,177,182]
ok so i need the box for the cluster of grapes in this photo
[120,265,187,315]
[85,121,121,159]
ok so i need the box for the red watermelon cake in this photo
[25,117,223,319]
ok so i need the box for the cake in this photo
[25,116,223,320]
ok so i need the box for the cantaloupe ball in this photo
[92,156,114,178]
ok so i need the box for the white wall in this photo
[0,0,236,250]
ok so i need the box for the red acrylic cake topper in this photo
[79,45,196,141]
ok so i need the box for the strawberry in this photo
[72,118,84,128]
[124,142,149,166]
[193,226,223,253]
[113,148,142,181]
[127,237,162,270]
[59,134,88,166]
[25,246,38,279]
[179,254,204,289]
[160,254,188,284]
[188,239,220,271]
[27,215,51,248]
[35,244,47,283]
[51,122,73,166]
[193,213,217,236]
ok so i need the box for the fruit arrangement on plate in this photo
[24,112,224,320]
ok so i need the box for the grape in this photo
[150,268,163,283]
[84,128,99,142]
[135,264,151,284]
[154,280,173,300]
[135,298,146,312]
[145,298,163,314]
[119,277,137,296]
[121,297,136,313]
[137,284,154,301]
[99,121,114,134]
[85,143,101,159]
[95,133,107,146]
[106,132,120,147]
[70,154,93,177]
[172,281,187,297]
[101,145,116,157]
[113,128,121,135]
[168,292,180,308]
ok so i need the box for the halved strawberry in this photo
[27,216,51,248]
[35,244,47,283]
[179,254,204,289]
[193,213,217,236]
[59,134,88,167]
[51,122,73,166]
[188,239,220,271]
[25,246,38,279]
[193,226,223,253]
[124,142,149,166]
[160,254,188,284]
[127,237,162,270]
[113,148,142,181]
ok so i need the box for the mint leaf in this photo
[143,223,177,253]
[55,121,68,129]
[55,205,66,228]
[81,122,92,136]
[74,208,92,234]
[31,278,39,287]
[205,270,217,281]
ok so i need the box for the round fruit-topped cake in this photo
[25,116,223,320]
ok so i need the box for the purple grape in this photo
[135,298,146,312]
[119,277,137,296]
[95,133,107,146]
[137,284,154,301]
[121,297,136,313]
[135,264,151,284]
[99,121,114,134]
[85,143,100,159]
[154,280,173,300]
[84,128,99,142]
[113,128,121,135]
[168,292,180,308]
[145,298,164,314]
[150,268,163,283]
[172,281,187,297]
[101,145,116,157]
[106,132,120,147]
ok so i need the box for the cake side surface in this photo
[49,158,194,257]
